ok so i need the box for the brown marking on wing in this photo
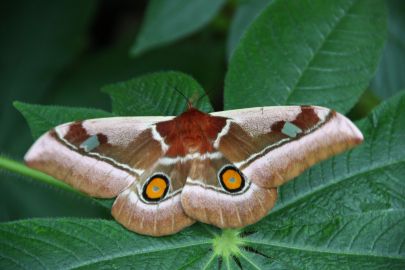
[64,122,89,145]
[156,108,227,157]
[292,106,321,130]
[270,121,285,132]
[97,133,109,145]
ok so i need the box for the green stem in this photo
[0,155,80,195]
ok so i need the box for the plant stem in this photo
[0,155,113,209]
[0,155,80,195]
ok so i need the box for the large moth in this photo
[25,105,363,236]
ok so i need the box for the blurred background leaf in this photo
[0,0,105,222]
[227,0,271,60]
[131,0,226,56]
[371,0,405,99]
[48,35,225,111]
[0,0,97,157]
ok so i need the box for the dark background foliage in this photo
[0,0,404,269]
[0,0,228,221]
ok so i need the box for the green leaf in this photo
[102,71,213,116]
[227,0,271,60]
[131,0,226,56]
[372,0,405,99]
[224,0,387,113]
[242,211,405,269]
[0,219,214,270]
[3,90,405,268]
[14,102,112,139]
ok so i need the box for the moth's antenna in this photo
[173,87,192,109]
[195,92,208,105]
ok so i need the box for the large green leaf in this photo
[131,0,226,56]
[372,0,405,99]
[103,71,213,116]
[224,0,387,113]
[0,219,216,270]
[2,90,405,269]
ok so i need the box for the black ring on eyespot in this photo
[218,165,246,193]
[142,173,170,202]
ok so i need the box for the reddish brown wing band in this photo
[25,106,363,236]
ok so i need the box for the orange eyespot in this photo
[219,165,245,193]
[142,174,169,202]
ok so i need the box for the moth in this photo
[25,105,363,236]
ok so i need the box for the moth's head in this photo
[172,87,207,112]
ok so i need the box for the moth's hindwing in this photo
[180,156,278,228]
[111,161,195,236]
